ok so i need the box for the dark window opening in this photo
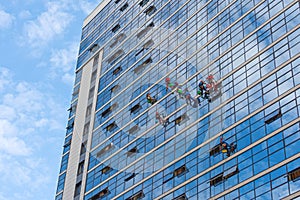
[210,173,223,186]
[111,84,120,93]
[210,166,239,186]
[90,188,110,200]
[120,3,129,11]
[67,104,76,112]
[164,165,188,184]
[127,147,138,157]
[91,70,97,82]
[63,139,71,148]
[102,103,118,118]
[144,5,157,16]
[97,143,114,157]
[102,108,111,118]
[134,57,152,74]
[83,123,90,136]
[101,166,112,174]
[139,0,149,7]
[74,182,81,197]
[107,49,124,64]
[124,173,136,182]
[93,54,99,66]
[135,49,144,57]
[174,194,188,200]
[135,40,154,57]
[117,33,126,40]
[112,66,122,75]
[137,29,147,39]
[209,143,222,156]
[174,165,188,177]
[72,86,80,97]
[210,138,237,157]
[130,104,142,114]
[137,22,154,39]
[110,33,126,48]
[223,166,239,179]
[147,22,155,27]
[77,161,84,175]
[80,143,87,155]
[175,113,189,125]
[86,104,93,117]
[125,190,144,200]
[66,121,74,130]
[115,0,121,4]
[143,39,154,49]
[106,122,117,132]
[112,24,121,33]
[265,109,282,124]
[89,44,99,53]
[288,167,300,182]
[88,86,95,99]
[128,125,140,134]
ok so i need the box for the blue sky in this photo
[0,0,101,199]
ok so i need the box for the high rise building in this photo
[55,0,300,199]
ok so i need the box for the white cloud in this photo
[62,72,74,85]
[50,43,78,72]
[19,10,31,19]
[0,10,14,29]
[0,154,49,200]
[49,42,77,84]
[0,67,65,154]
[0,119,31,156]
[0,67,66,199]
[0,67,12,91]
[79,0,101,15]
[22,1,73,47]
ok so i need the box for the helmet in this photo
[207,74,214,80]
[165,77,170,82]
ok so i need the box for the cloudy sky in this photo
[0,0,101,199]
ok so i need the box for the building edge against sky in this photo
[56,0,300,200]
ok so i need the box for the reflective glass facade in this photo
[56,0,300,199]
